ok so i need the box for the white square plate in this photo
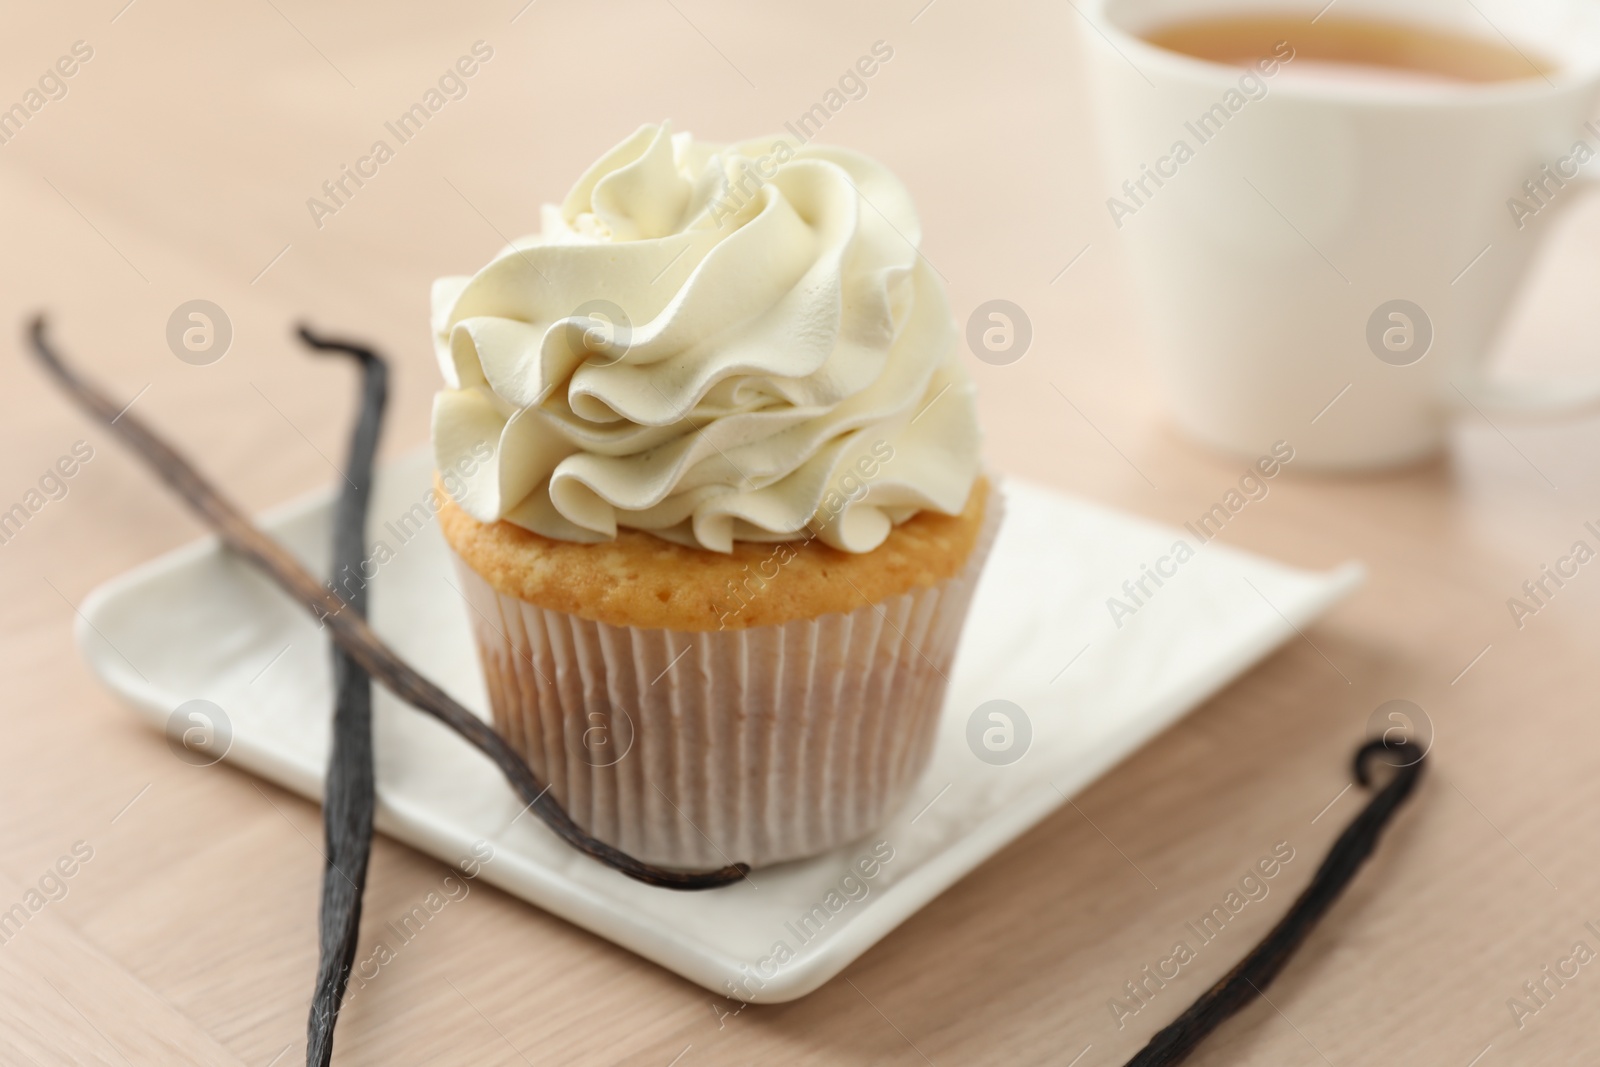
[76,451,1359,1002]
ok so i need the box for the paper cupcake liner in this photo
[450,490,1003,869]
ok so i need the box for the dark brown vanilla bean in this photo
[301,327,386,1066]
[27,315,746,891]
[1123,738,1427,1067]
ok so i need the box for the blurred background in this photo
[4,1,1600,1064]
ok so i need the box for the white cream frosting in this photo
[430,122,980,553]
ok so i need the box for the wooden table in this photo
[4,1,1599,1063]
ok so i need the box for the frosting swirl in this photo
[431,122,980,553]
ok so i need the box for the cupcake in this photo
[431,123,997,869]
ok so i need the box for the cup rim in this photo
[1082,0,1600,106]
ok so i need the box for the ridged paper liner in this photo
[450,492,1003,869]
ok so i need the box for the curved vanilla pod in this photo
[27,315,747,891]
[1124,738,1426,1066]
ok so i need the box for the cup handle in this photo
[1450,171,1600,421]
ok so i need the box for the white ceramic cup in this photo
[1083,0,1600,469]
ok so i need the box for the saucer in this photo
[76,450,1359,1002]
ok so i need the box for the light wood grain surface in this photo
[4,1,1600,1064]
